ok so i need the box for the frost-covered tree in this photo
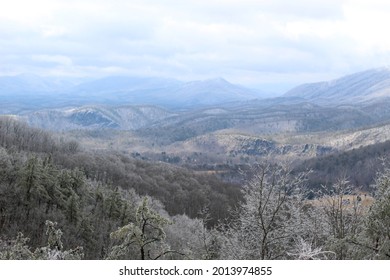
[287,237,336,260]
[316,178,366,259]
[220,164,309,259]
[0,233,34,260]
[33,220,84,260]
[364,167,390,259]
[107,197,177,260]
[0,220,83,260]
[165,210,220,260]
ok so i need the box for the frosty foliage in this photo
[107,197,175,260]
[220,164,312,259]
[364,166,390,259]
[0,220,83,260]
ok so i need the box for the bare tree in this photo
[220,163,309,259]
[287,237,336,260]
[364,167,390,259]
[316,178,365,259]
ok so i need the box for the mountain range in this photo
[3,67,390,189]
[3,67,390,112]
[0,74,265,113]
[3,67,390,135]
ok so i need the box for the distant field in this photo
[310,193,375,211]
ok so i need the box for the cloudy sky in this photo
[2,0,390,92]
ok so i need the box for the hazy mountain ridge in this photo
[64,76,264,108]
[4,67,390,168]
[18,97,390,144]
[0,73,79,94]
[0,74,265,113]
[4,67,390,113]
[285,67,390,103]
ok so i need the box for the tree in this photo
[107,197,177,260]
[21,157,47,204]
[287,237,336,260]
[0,233,33,260]
[66,192,81,225]
[316,178,364,259]
[220,163,308,259]
[165,209,220,260]
[364,167,390,259]
[33,220,84,260]
[0,220,83,260]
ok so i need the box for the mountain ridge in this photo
[284,67,390,103]
[0,74,266,112]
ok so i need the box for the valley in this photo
[2,67,390,260]
[4,69,390,187]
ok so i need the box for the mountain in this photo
[0,73,79,94]
[19,96,386,135]
[165,78,260,106]
[65,76,261,108]
[23,105,177,131]
[284,67,390,104]
[0,74,87,114]
[7,68,390,155]
[135,100,379,145]
[71,76,181,93]
[0,74,265,113]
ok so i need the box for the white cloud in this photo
[32,55,73,66]
[1,0,390,91]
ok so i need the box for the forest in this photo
[0,116,390,260]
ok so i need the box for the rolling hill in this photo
[22,105,178,131]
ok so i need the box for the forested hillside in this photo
[1,117,390,260]
[0,117,239,259]
[296,140,390,190]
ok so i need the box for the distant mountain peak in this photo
[284,67,390,104]
[0,74,267,111]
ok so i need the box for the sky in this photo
[2,0,390,92]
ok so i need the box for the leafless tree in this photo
[220,163,309,259]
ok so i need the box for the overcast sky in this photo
[2,0,390,92]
